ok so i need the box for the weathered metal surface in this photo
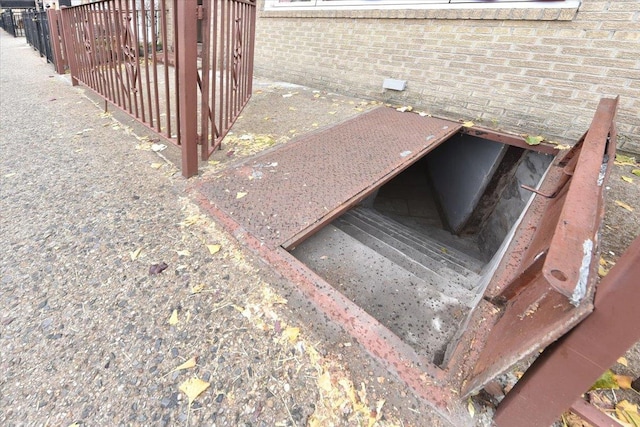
[494,235,640,427]
[58,0,256,178]
[460,126,559,156]
[460,97,618,396]
[196,108,462,249]
[543,97,618,304]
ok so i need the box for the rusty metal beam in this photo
[460,126,559,156]
[494,234,640,427]
[542,97,619,303]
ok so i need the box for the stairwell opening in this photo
[290,133,554,366]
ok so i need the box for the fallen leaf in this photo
[282,326,300,344]
[151,162,164,169]
[617,356,628,367]
[632,169,640,177]
[236,192,247,199]
[555,144,572,150]
[622,176,634,183]
[208,160,220,166]
[462,121,474,128]
[598,265,609,277]
[615,200,634,212]
[318,371,332,392]
[328,111,337,115]
[467,398,476,418]
[181,215,202,227]
[168,309,179,326]
[615,154,637,166]
[176,249,191,257]
[206,244,222,255]
[130,247,143,261]
[171,356,198,373]
[616,400,640,426]
[591,370,619,390]
[179,377,210,404]
[191,283,205,294]
[614,374,633,390]
[4,172,16,178]
[525,135,544,146]
[149,262,168,275]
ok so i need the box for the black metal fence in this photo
[0,9,25,37]
[22,10,53,63]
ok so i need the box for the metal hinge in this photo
[196,5,205,20]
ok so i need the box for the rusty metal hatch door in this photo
[459,97,619,396]
[196,108,462,249]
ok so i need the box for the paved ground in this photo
[1,29,639,427]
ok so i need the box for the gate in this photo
[1,9,25,37]
[23,10,54,64]
[58,0,256,178]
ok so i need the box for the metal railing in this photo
[23,10,54,64]
[1,9,25,37]
[57,0,256,178]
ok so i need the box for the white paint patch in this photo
[597,161,608,186]
[400,150,412,158]
[432,317,442,332]
[572,239,593,306]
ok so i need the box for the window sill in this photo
[260,1,580,20]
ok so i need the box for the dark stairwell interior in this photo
[291,133,554,366]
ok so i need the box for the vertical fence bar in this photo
[176,0,199,177]
[150,0,161,133]
[200,0,211,158]
[47,9,65,74]
[60,8,79,86]
[160,0,171,139]
[140,3,153,127]
[131,0,145,122]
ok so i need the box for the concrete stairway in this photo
[291,206,487,362]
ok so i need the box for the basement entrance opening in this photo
[290,133,554,365]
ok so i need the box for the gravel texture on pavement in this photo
[2,28,638,427]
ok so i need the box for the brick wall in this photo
[254,0,640,153]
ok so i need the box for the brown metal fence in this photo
[57,0,256,178]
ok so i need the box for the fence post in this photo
[58,7,78,86]
[47,9,64,74]
[176,0,199,178]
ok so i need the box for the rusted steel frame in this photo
[460,127,559,156]
[160,0,172,139]
[92,3,109,99]
[173,0,182,143]
[200,0,212,158]
[100,2,118,106]
[47,9,65,74]
[150,0,161,133]
[140,4,154,128]
[570,398,625,427]
[85,6,101,92]
[494,235,640,427]
[176,0,200,177]
[209,0,221,149]
[95,4,110,101]
[130,0,146,122]
[542,97,618,304]
[108,0,126,110]
[60,7,80,86]
[122,0,140,118]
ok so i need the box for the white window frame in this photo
[264,0,580,11]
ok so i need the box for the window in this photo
[265,0,577,11]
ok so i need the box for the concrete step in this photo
[290,224,474,360]
[338,208,483,288]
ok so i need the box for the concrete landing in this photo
[196,107,461,248]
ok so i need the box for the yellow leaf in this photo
[616,400,640,426]
[615,200,634,212]
[318,372,332,392]
[467,398,476,418]
[614,374,633,390]
[181,215,202,227]
[555,144,572,150]
[206,244,222,255]
[171,356,198,373]
[632,169,640,177]
[168,309,179,326]
[598,265,609,277]
[208,160,220,166]
[615,154,637,166]
[151,162,163,169]
[622,176,634,183]
[311,123,319,127]
[236,192,248,199]
[191,283,205,294]
[282,326,300,344]
[176,249,191,257]
[591,370,619,390]
[179,377,210,404]
[618,356,628,367]
[328,111,337,115]
[462,121,474,128]
[129,247,142,261]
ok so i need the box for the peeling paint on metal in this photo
[572,239,593,306]
[597,161,608,186]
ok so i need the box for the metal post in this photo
[59,7,79,86]
[494,235,640,427]
[176,0,199,178]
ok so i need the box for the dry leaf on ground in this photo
[179,377,210,404]
[171,356,198,373]
[168,309,179,326]
[129,248,142,261]
[207,244,222,255]
[615,200,634,212]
